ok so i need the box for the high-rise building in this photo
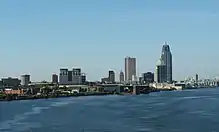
[59,68,83,85]
[21,75,30,86]
[119,71,124,83]
[0,80,3,89]
[59,69,68,85]
[108,70,115,83]
[142,72,154,84]
[125,57,136,82]
[52,74,58,84]
[159,42,172,83]
[72,68,82,85]
[155,59,167,83]
[195,74,199,83]
[81,73,86,84]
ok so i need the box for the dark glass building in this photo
[158,42,173,83]
[156,59,167,83]
[142,72,154,83]
[81,73,86,84]
[52,74,58,84]
[108,70,115,83]
[1,77,21,88]
[161,42,172,83]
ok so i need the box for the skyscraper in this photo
[21,74,30,86]
[108,70,115,83]
[81,73,86,85]
[59,68,83,85]
[155,59,167,83]
[195,74,199,83]
[125,57,136,82]
[119,71,124,83]
[160,42,172,83]
[52,74,58,84]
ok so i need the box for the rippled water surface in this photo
[1,88,219,132]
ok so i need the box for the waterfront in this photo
[0,87,219,132]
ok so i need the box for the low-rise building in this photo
[4,89,24,95]
[101,77,109,84]
[149,83,184,90]
[1,77,21,88]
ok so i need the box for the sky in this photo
[0,0,219,82]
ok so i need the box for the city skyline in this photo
[0,0,219,81]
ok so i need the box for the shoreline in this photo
[0,92,116,102]
[0,89,176,102]
[2,87,217,102]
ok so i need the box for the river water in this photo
[0,88,219,132]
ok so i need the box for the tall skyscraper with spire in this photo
[156,41,172,83]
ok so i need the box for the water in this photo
[0,88,219,132]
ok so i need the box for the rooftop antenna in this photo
[165,41,168,45]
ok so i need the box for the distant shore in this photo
[0,88,178,102]
[0,92,118,102]
[2,86,217,102]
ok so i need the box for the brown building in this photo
[125,57,136,82]
[4,89,24,95]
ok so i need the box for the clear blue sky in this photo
[0,0,218,81]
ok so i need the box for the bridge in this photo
[97,84,150,94]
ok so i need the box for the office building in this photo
[72,68,82,84]
[101,77,109,83]
[155,59,167,83]
[59,68,83,85]
[108,70,115,83]
[21,75,30,86]
[158,41,173,83]
[1,77,21,88]
[59,69,68,85]
[81,73,86,84]
[125,57,136,82]
[119,71,124,83]
[52,74,58,84]
[142,72,154,83]
[0,80,3,89]
[195,74,199,83]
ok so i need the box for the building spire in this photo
[165,41,168,45]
